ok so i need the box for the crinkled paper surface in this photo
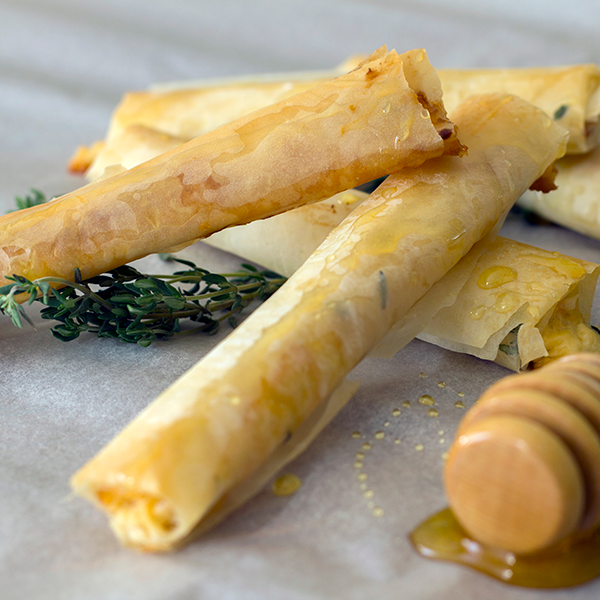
[2,1,600,599]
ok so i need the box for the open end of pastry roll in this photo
[71,93,566,551]
[417,237,600,370]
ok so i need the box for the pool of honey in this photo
[410,508,600,588]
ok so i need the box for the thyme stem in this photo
[0,261,286,346]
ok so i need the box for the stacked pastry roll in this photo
[0,47,461,288]
[71,91,566,550]
[196,196,600,371]
[519,146,600,241]
[74,58,600,243]
[71,60,600,369]
[72,59,599,178]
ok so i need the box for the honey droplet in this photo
[367,500,376,509]
[419,372,426,378]
[469,306,487,320]
[477,265,518,289]
[439,438,446,444]
[457,391,465,398]
[357,473,367,481]
[437,382,446,389]
[428,408,439,418]
[402,400,411,408]
[454,400,465,409]
[374,431,385,440]
[351,431,362,439]
[415,443,424,452]
[384,421,391,427]
[394,438,402,444]
[272,473,302,497]
[441,452,449,460]
[438,430,445,436]
[362,442,372,451]
[354,461,363,469]
[392,408,401,417]
[492,292,519,314]
[419,394,435,406]
[364,490,374,499]
[356,452,365,460]
[337,192,361,205]
[360,482,368,491]
[372,507,385,517]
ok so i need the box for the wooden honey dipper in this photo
[444,353,600,555]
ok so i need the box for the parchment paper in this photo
[2,1,600,598]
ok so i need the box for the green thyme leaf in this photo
[553,105,568,120]
[0,260,286,346]
[8,189,48,213]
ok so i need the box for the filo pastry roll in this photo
[201,206,600,371]
[71,94,567,551]
[417,237,600,371]
[67,58,364,174]
[74,60,598,179]
[1,47,462,289]
[518,145,600,240]
[438,64,600,155]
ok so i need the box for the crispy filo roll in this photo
[83,125,187,182]
[417,238,600,371]
[1,47,463,289]
[204,197,600,371]
[67,59,362,173]
[71,94,567,551]
[518,145,600,240]
[201,207,600,371]
[439,65,600,155]
[75,61,598,178]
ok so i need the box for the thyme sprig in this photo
[7,189,48,212]
[0,258,286,346]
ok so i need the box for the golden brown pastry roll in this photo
[70,94,566,551]
[78,61,598,175]
[203,189,370,277]
[418,238,600,370]
[85,125,187,182]
[518,145,600,240]
[0,47,462,289]
[439,65,600,155]
[203,214,600,371]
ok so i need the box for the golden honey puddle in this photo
[410,508,600,588]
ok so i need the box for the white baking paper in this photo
[2,1,600,599]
